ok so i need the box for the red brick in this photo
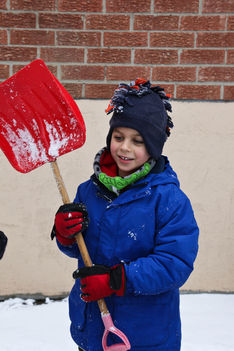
[180,15,226,31]
[0,13,36,28]
[199,67,234,82]
[46,65,58,77]
[181,49,225,64]
[40,48,84,62]
[0,0,7,9]
[227,50,234,64]
[58,0,102,12]
[10,0,55,10]
[10,30,55,45]
[61,65,105,80]
[0,47,37,61]
[62,83,82,99]
[0,30,7,45]
[203,0,234,13]
[154,0,199,13]
[13,64,58,76]
[150,33,194,48]
[39,14,83,30]
[134,15,179,31]
[223,86,234,100]
[57,31,101,47]
[176,85,221,100]
[197,33,234,48]
[87,49,131,64]
[152,66,196,82]
[135,49,178,64]
[0,64,9,79]
[86,15,130,30]
[85,84,117,99]
[228,16,234,31]
[12,65,27,74]
[106,0,151,13]
[104,32,148,47]
[106,66,151,81]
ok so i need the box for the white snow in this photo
[0,120,48,166]
[0,114,81,172]
[128,230,137,240]
[0,294,233,351]
[0,297,75,351]
[44,120,69,158]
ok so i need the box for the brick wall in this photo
[0,0,234,100]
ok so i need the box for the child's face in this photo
[110,127,150,177]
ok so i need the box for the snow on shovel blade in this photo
[0,59,86,173]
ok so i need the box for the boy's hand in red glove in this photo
[73,264,125,302]
[51,203,89,246]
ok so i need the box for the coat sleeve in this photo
[124,185,199,295]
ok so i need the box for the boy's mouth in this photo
[118,155,134,161]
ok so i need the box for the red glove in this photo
[73,264,125,302]
[51,203,89,246]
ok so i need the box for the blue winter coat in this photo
[57,157,199,351]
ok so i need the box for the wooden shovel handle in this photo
[50,160,109,314]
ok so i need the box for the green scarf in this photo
[94,148,155,195]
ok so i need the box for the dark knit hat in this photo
[105,79,173,160]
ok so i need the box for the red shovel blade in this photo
[0,59,85,173]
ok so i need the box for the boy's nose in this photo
[120,139,130,151]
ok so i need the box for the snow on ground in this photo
[180,294,234,351]
[0,294,233,351]
[0,297,75,351]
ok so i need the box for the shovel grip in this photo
[102,313,131,351]
[50,160,109,315]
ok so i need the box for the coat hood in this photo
[147,156,180,188]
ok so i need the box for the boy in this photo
[52,79,199,351]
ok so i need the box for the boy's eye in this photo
[134,139,144,144]
[114,135,122,141]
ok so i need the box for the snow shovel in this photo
[0,59,130,351]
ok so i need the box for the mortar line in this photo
[129,13,133,31]
[220,85,224,99]
[199,0,203,14]
[35,11,39,29]
[103,0,106,13]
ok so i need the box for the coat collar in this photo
[91,154,179,204]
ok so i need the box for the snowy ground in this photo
[0,294,233,351]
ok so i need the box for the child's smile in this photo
[118,155,134,162]
[110,127,150,177]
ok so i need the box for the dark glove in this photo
[51,203,89,246]
[73,264,125,302]
[0,231,8,260]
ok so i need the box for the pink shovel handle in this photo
[102,313,131,351]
